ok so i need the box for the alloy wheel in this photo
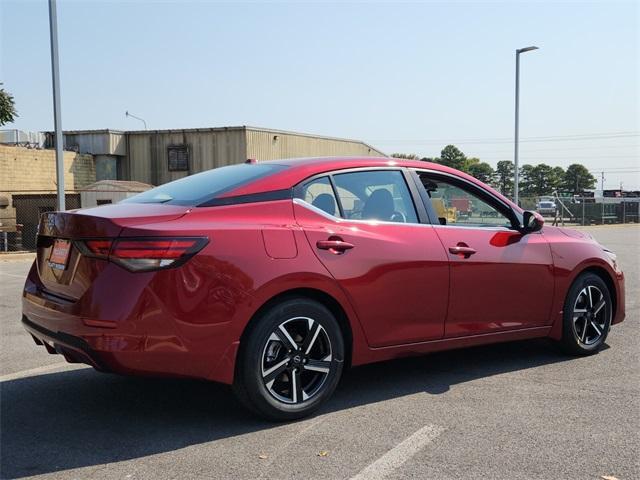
[572,285,610,346]
[261,316,332,404]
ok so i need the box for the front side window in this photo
[332,170,418,223]
[418,174,512,228]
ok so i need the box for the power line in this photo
[375,131,640,145]
[478,155,639,161]
[454,144,640,154]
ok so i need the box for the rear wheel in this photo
[233,298,344,421]
[560,273,612,355]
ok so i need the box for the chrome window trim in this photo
[431,224,513,232]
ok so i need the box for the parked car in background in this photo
[537,200,557,216]
[22,157,625,421]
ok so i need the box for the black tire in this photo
[560,273,612,356]
[233,297,345,421]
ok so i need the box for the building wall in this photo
[0,145,96,236]
[124,127,385,186]
[246,128,385,161]
[95,155,119,181]
[58,130,126,156]
[125,129,247,185]
[0,145,96,192]
[80,191,138,208]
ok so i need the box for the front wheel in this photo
[560,273,612,356]
[233,298,344,421]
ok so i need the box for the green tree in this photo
[527,164,562,196]
[518,163,566,197]
[494,160,514,197]
[0,85,18,126]
[563,164,596,194]
[390,153,420,160]
[549,166,565,193]
[519,164,537,197]
[437,145,467,171]
[467,161,494,183]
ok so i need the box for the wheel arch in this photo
[237,287,355,373]
[577,265,617,320]
[549,262,619,341]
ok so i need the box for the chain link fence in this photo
[520,196,640,226]
[0,190,139,252]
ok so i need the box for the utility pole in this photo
[601,171,605,190]
[48,0,65,211]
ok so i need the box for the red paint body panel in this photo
[22,157,625,385]
[293,201,449,346]
[431,227,555,336]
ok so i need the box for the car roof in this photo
[221,156,519,211]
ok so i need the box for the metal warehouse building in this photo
[54,126,385,186]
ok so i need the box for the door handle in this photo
[316,238,354,254]
[448,244,477,258]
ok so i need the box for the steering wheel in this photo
[390,211,407,223]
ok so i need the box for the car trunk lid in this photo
[36,204,190,301]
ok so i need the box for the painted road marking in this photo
[0,363,88,382]
[349,424,445,480]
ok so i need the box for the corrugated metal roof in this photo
[58,126,384,155]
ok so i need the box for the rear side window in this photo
[333,170,418,223]
[300,177,339,217]
[123,164,287,206]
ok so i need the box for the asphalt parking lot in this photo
[1,225,638,480]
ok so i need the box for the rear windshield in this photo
[122,164,287,206]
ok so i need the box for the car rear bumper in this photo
[22,315,109,371]
[21,260,239,383]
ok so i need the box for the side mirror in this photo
[521,210,544,233]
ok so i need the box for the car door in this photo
[412,170,555,337]
[292,169,450,347]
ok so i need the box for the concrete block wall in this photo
[0,145,96,231]
[0,145,96,192]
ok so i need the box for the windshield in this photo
[122,164,287,206]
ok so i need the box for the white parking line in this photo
[349,424,445,480]
[0,363,88,382]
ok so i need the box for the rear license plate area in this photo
[48,239,71,270]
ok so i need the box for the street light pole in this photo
[48,0,65,211]
[125,111,147,130]
[513,45,539,207]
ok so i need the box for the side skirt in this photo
[351,326,552,366]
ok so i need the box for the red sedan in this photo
[22,157,625,420]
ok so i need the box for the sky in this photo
[1,0,639,190]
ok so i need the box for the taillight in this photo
[84,240,112,258]
[76,237,208,272]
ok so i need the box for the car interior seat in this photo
[362,189,394,221]
[311,193,336,216]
